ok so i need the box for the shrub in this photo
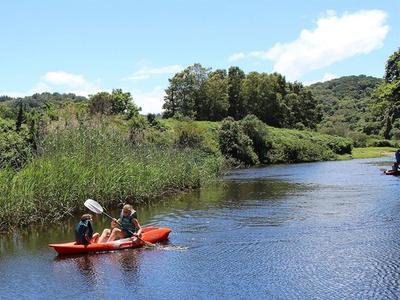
[0,118,31,169]
[175,121,204,148]
[240,114,272,163]
[348,131,368,147]
[219,117,258,165]
[367,139,397,147]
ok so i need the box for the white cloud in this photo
[305,73,338,85]
[228,52,246,62]
[123,64,183,81]
[229,10,389,80]
[228,51,269,62]
[41,71,102,96]
[0,71,103,97]
[131,87,165,114]
[42,71,87,87]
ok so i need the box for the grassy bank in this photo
[339,147,396,160]
[161,118,352,164]
[0,114,387,231]
[0,125,223,231]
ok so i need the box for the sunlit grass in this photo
[0,126,223,230]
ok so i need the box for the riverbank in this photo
[0,114,392,231]
[339,147,396,160]
[0,125,224,231]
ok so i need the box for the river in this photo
[1,157,400,299]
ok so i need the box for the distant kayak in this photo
[49,227,171,255]
[384,169,400,176]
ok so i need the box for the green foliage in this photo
[267,127,352,163]
[88,92,113,115]
[163,65,320,129]
[15,101,24,132]
[0,126,223,230]
[88,89,140,118]
[163,63,209,119]
[200,70,229,121]
[239,115,271,163]
[347,131,368,148]
[310,75,382,136]
[366,139,397,148]
[228,66,246,119]
[175,121,204,148]
[147,113,157,125]
[219,117,259,165]
[0,118,31,169]
[372,49,400,139]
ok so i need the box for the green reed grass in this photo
[0,126,223,230]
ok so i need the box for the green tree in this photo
[374,49,400,138]
[200,70,229,121]
[88,90,140,118]
[241,72,286,127]
[111,89,131,114]
[285,82,321,129]
[15,101,24,132]
[88,92,113,115]
[163,63,209,118]
[228,66,246,119]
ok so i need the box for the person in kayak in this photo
[75,214,100,245]
[391,149,400,171]
[107,204,142,242]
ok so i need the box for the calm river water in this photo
[1,158,400,299]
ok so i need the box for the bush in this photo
[367,139,397,147]
[0,118,31,169]
[390,128,400,140]
[175,121,204,148]
[219,117,258,165]
[240,114,272,163]
[348,131,368,147]
[88,90,140,119]
[128,115,148,144]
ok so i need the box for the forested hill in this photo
[309,75,383,135]
[310,75,382,102]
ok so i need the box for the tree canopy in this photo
[163,64,321,129]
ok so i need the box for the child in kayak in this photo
[75,214,99,245]
[107,204,142,242]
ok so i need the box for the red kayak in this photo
[384,169,400,176]
[49,227,171,255]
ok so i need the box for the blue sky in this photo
[1,0,399,113]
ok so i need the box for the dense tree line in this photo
[0,92,87,108]
[163,64,321,129]
[371,48,400,139]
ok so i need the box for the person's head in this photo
[122,204,134,217]
[81,214,93,221]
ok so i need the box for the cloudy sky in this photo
[1,0,399,113]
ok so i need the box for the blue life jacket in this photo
[75,220,93,245]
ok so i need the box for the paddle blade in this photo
[84,199,104,214]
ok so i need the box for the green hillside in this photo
[309,75,382,136]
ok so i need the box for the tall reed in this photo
[0,126,223,230]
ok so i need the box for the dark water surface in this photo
[1,158,400,299]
